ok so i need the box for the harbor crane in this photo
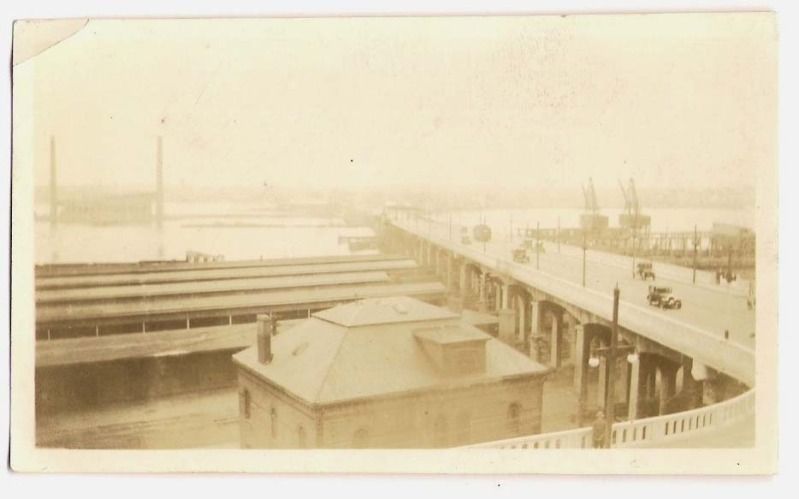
[580,177,608,232]
[618,178,651,231]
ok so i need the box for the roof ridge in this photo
[312,324,351,403]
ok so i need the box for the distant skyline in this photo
[18,15,776,193]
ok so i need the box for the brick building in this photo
[233,296,550,448]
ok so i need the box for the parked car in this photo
[647,285,682,310]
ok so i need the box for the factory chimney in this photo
[256,314,275,364]
[49,135,57,225]
[156,136,164,227]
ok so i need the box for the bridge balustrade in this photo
[466,388,754,449]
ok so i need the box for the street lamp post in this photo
[587,286,635,448]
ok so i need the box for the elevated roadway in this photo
[389,217,755,386]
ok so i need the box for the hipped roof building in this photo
[234,296,550,448]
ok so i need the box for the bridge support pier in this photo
[681,357,704,410]
[458,262,468,297]
[446,255,458,291]
[549,312,562,369]
[627,355,641,421]
[496,283,516,343]
[574,324,588,425]
[497,309,516,344]
[657,361,679,415]
[477,272,487,312]
[529,300,542,338]
[514,293,526,343]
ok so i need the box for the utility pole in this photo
[582,229,587,287]
[727,243,734,283]
[557,216,561,254]
[692,224,699,284]
[604,286,620,447]
[156,136,164,229]
[631,211,638,279]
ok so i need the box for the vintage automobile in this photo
[636,262,656,280]
[647,285,682,309]
[473,224,492,243]
[512,248,530,263]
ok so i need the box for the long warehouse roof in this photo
[36,258,418,290]
[37,282,448,324]
[37,271,391,304]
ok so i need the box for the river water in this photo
[34,202,376,264]
[34,202,753,265]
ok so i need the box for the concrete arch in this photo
[528,299,583,369]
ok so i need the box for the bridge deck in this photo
[393,219,755,386]
[36,258,417,290]
[36,270,391,304]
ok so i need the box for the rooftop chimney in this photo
[256,314,275,364]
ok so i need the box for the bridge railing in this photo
[466,388,755,449]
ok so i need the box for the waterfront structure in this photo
[47,136,165,226]
[234,297,550,448]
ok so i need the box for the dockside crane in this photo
[580,178,608,232]
[582,177,601,215]
[618,178,650,231]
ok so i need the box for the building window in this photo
[298,425,307,448]
[241,389,251,419]
[507,403,521,433]
[270,407,278,439]
[433,414,449,448]
[353,427,370,448]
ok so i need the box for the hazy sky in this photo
[20,14,776,192]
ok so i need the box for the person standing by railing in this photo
[592,411,608,448]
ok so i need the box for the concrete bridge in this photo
[382,211,755,425]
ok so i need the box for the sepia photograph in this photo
[8,10,779,474]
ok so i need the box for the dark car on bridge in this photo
[647,285,682,310]
[512,248,530,263]
[636,262,656,280]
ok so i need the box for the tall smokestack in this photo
[49,136,57,225]
[256,314,275,364]
[156,136,164,228]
